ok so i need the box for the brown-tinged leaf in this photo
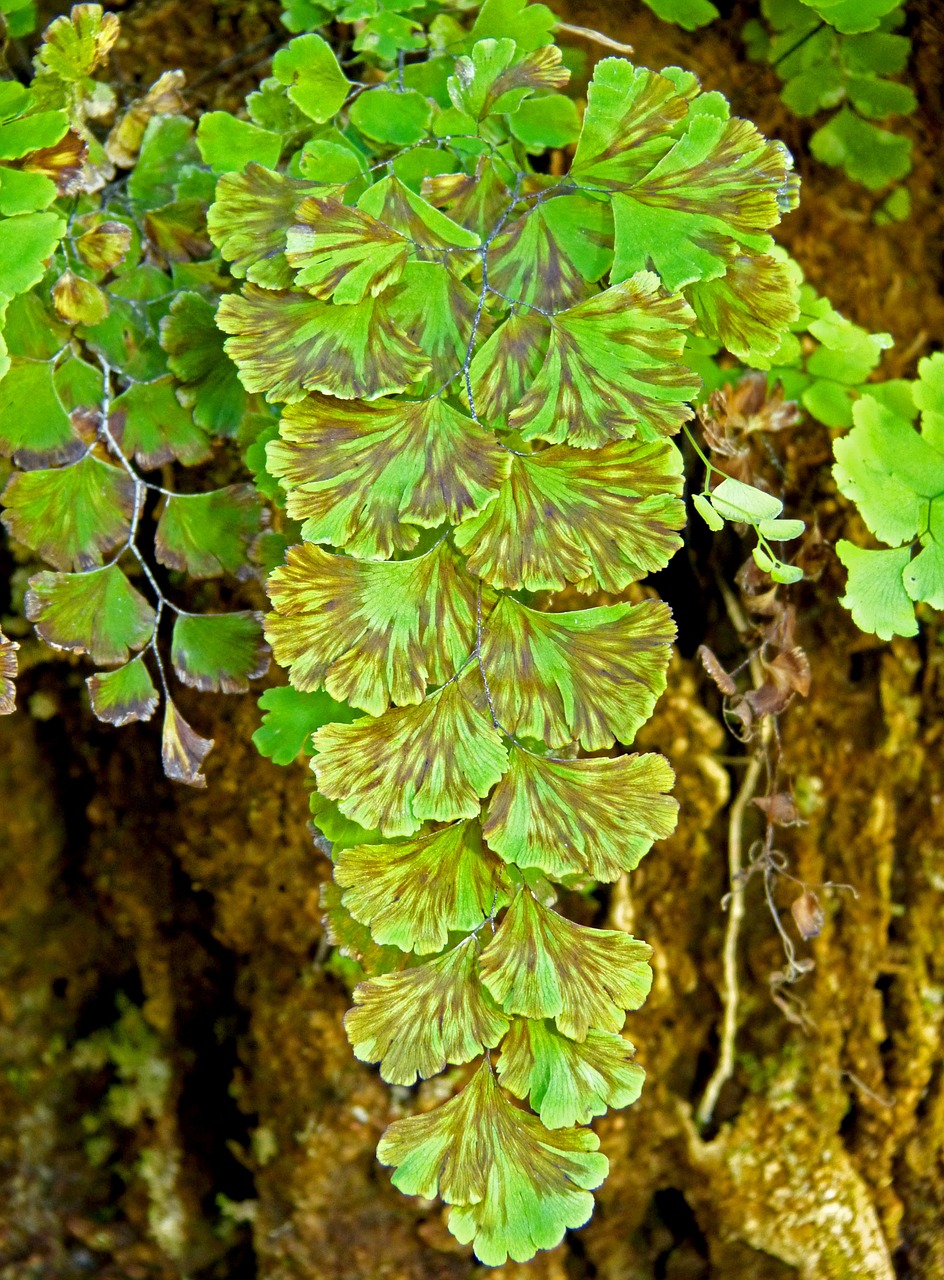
[142,199,212,264]
[25,565,155,666]
[267,394,508,557]
[161,698,214,788]
[105,71,188,169]
[479,890,652,1040]
[265,540,480,714]
[479,595,675,750]
[311,681,508,837]
[207,163,318,289]
[51,270,109,326]
[87,654,159,726]
[507,272,698,449]
[345,936,510,1085]
[217,285,431,404]
[422,156,512,239]
[73,218,133,273]
[286,197,410,304]
[0,628,19,715]
[453,438,685,593]
[15,130,88,196]
[468,309,551,424]
[753,793,800,825]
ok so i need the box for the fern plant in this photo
[0,5,273,777]
[833,352,944,640]
[744,0,915,208]
[200,3,804,1261]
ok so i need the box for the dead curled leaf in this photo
[0,628,19,715]
[697,644,738,695]
[753,793,800,825]
[791,890,824,941]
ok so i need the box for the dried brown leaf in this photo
[0,628,19,715]
[791,890,824,941]
[161,698,214,788]
[697,644,738,695]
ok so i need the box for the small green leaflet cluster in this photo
[0,6,273,783]
[693,476,805,584]
[744,0,914,208]
[690,276,893,429]
[833,353,944,640]
[210,7,801,1263]
[638,0,720,33]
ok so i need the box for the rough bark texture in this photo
[2,2,944,1278]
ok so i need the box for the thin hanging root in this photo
[555,22,634,56]
[696,585,772,1128]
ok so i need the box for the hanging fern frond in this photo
[198,4,801,1265]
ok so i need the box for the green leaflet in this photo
[159,291,247,434]
[833,354,944,637]
[642,0,719,29]
[155,485,264,579]
[265,540,480,714]
[832,395,944,546]
[0,354,100,468]
[25,565,156,666]
[335,821,510,954]
[480,596,676,750]
[467,0,558,52]
[452,439,686,593]
[196,111,283,174]
[349,87,432,145]
[111,376,211,468]
[836,542,917,640]
[266,394,508,558]
[271,33,351,123]
[311,680,508,837]
[479,890,653,1040]
[345,936,509,1084]
[1,454,134,571]
[378,1061,607,1266]
[0,211,66,305]
[509,94,580,150]
[497,1019,645,1129]
[170,612,270,694]
[482,748,678,880]
[253,685,358,765]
